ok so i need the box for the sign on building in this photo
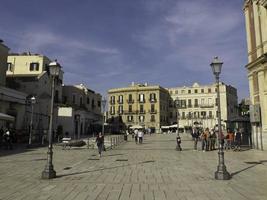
[249,104,261,123]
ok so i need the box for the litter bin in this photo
[124,134,128,141]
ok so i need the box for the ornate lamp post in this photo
[28,96,36,145]
[210,56,231,180]
[101,97,107,135]
[42,61,61,179]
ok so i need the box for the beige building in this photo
[108,83,171,133]
[0,40,27,134]
[244,0,267,149]
[168,82,239,131]
[6,53,63,141]
[58,84,102,138]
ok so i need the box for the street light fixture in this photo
[101,97,107,135]
[42,60,61,179]
[210,56,231,180]
[28,96,36,145]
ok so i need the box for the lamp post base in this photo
[41,167,56,179]
[215,166,231,180]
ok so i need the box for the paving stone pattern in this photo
[0,134,267,200]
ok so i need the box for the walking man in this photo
[96,132,104,157]
[192,128,199,150]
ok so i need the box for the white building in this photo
[168,82,239,131]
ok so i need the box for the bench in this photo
[62,137,71,149]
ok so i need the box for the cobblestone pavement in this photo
[0,134,267,200]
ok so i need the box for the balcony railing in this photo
[127,99,134,104]
[137,99,146,103]
[138,110,146,114]
[199,104,214,108]
[117,100,123,104]
[109,101,115,105]
[149,110,157,114]
[149,99,157,103]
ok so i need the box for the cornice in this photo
[246,53,267,70]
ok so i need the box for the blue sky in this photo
[0,0,248,100]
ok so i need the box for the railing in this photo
[149,110,157,114]
[149,99,157,103]
[137,99,146,103]
[117,100,123,104]
[199,104,214,108]
[127,99,134,104]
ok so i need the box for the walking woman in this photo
[96,132,104,157]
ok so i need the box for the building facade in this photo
[244,0,267,149]
[108,83,171,133]
[168,82,239,131]
[6,53,63,142]
[0,40,27,135]
[58,84,102,139]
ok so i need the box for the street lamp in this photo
[28,96,36,145]
[210,56,231,180]
[101,97,107,135]
[42,60,61,179]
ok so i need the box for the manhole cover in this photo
[116,159,128,161]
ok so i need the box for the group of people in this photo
[191,127,243,152]
[0,127,13,150]
[133,129,144,144]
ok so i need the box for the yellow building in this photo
[244,0,267,149]
[108,83,171,133]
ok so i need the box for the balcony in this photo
[149,98,157,103]
[117,100,123,104]
[149,110,157,114]
[138,110,146,114]
[199,104,214,108]
[127,99,134,104]
[137,99,146,103]
[194,104,199,108]
[117,110,124,115]
[109,101,115,105]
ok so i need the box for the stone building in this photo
[108,83,171,133]
[244,0,267,149]
[168,82,239,131]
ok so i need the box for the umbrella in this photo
[0,113,15,121]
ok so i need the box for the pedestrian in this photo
[205,128,211,151]
[225,129,234,150]
[3,128,12,150]
[95,132,104,157]
[138,129,143,144]
[0,126,4,149]
[200,129,208,152]
[234,129,242,151]
[209,129,216,150]
[134,129,138,144]
[176,134,182,151]
[191,128,199,150]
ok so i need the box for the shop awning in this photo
[0,113,15,121]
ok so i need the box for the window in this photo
[110,106,115,115]
[72,94,76,104]
[201,89,204,93]
[201,111,206,117]
[181,90,185,94]
[118,105,123,114]
[139,94,145,103]
[7,63,13,71]
[87,97,90,104]
[63,96,67,104]
[140,105,144,113]
[80,96,83,106]
[150,93,156,102]
[98,101,101,107]
[175,90,178,94]
[208,88,211,93]
[110,96,115,104]
[215,88,218,92]
[209,111,212,118]
[151,104,155,112]
[29,62,39,71]
[194,89,198,93]
[92,99,95,109]
[194,99,198,107]
[188,90,191,94]
[118,95,123,103]
[151,115,155,122]
[128,94,133,102]
[188,99,192,107]
[170,90,173,95]
[127,115,134,122]
[201,98,204,105]
[128,105,132,112]
[139,115,145,122]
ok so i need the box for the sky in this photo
[0,0,249,100]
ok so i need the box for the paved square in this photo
[0,134,267,200]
